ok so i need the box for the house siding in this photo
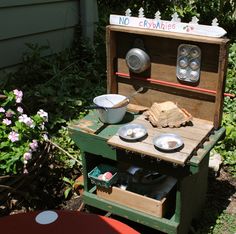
[0,0,79,70]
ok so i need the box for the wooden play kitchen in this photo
[69,12,230,234]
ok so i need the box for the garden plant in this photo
[0,90,48,175]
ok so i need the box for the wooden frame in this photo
[106,25,230,129]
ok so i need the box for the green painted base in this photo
[69,112,226,234]
[83,191,179,234]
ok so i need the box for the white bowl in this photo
[93,94,128,124]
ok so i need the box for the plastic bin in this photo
[88,164,118,188]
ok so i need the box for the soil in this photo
[193,167,236,233]
[0,165,235,234]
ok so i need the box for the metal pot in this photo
[93,94,128,124]
[125,48,150,73]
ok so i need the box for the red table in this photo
[0,210,140,234]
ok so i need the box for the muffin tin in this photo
[176,44,201,83]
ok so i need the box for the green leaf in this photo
[64,188,71,199]
[63,177,73,185]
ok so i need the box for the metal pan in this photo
[118,123,147,141]
[153,133,184,152]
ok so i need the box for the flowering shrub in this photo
[0,89,48,175]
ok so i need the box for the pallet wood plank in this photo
[108,134,189,165]
[107,25,229,45]
[213,42,230,128]
[108,115,213,165]
[118,82,216,122]
[135,114,213,138]
[106,27,118,94]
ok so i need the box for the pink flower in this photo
[18,114,28,123]
[19,114,35,128]
[13,89,23,103]
[0,107,5,113]
[26,118,35,128]
[5,110,14,118]
[3,118,11,125]
[29,140,38,152]
[23,152,32,160]
[37,109,48,122]
[8,131,19,142]
[17,106,24,113]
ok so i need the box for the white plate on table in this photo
[118,123,147,141]
[153,133,184,151]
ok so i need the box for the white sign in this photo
[110,14,227,38]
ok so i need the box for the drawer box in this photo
[97,179,176,218]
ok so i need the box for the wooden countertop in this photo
[68,110,218,165]
[108,114,213,165]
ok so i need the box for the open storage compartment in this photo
[96,179,176,218]
[94,160,177,218]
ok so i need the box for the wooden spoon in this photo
[112,87,144,108]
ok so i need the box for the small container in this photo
[88,164,118,188]
[93,94,128,124]
[118,123,147,141]
[153,133,184,152]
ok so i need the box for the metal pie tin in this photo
[126,48,150,73]
[153,133,184,152]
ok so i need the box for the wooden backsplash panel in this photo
[117,58,219,90]
[118,82,215,122]
[116,32,220,90]
[106,25,229,128]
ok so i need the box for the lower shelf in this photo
[83,190,179,234]
[97,185,171,218]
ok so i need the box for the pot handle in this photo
[84,105,107,110]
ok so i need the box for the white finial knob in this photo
[138,7,145,18]
[155,11,161,20]
[190,16,199,24]
[212,18,219,26]
[171,12,181,22]
[125,8,131,17]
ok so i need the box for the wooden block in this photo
[144,101,192,128]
